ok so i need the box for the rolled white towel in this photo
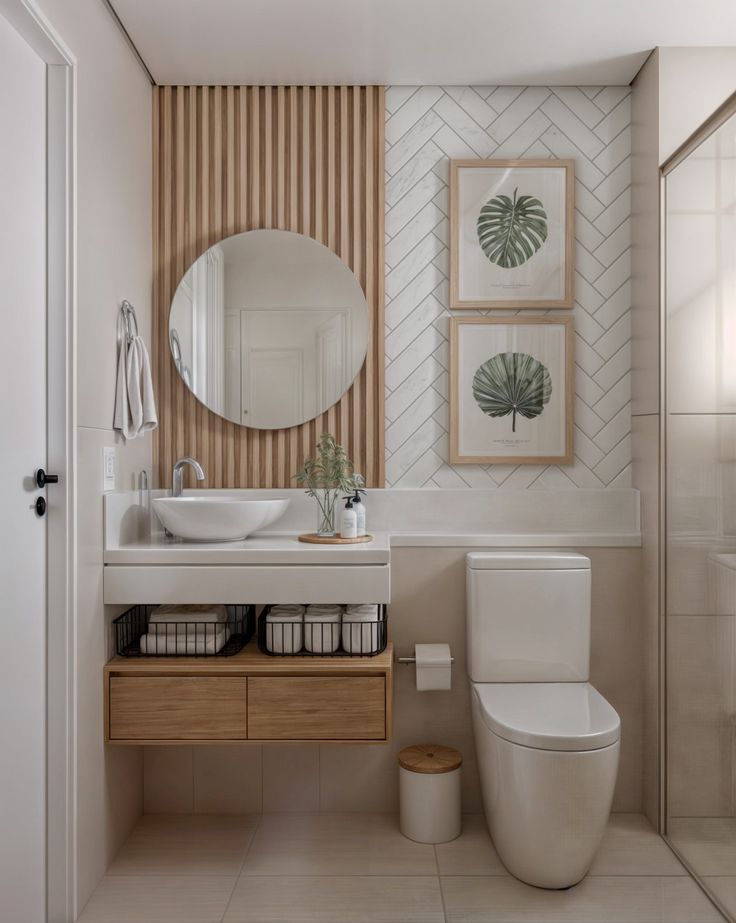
[305,604,342,654]
[139,626,230,655]
[342,604,381,655]
[266,605,304,654]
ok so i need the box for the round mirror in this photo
[169,230,369,429]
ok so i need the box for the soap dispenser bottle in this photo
[340,496,358,539]
[352,490,366,536]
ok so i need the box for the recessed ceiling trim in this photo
[100,0,155,85]
[105,0,736,89]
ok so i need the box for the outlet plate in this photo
[103,446,116,491]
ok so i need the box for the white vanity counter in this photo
[103,487,641,605]
[103,491,392,603]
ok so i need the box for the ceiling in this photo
[109,0,736,87]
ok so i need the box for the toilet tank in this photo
[466,552,591,683]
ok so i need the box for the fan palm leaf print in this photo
[472,352,552,433]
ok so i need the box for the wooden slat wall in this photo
[152,86,385,488]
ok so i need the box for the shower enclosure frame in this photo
[660,87,736,923]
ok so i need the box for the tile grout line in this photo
[219,814,263,923]
[434,844,450,923]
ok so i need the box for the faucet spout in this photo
[172,456,206,497]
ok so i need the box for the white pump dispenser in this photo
[352,490,366,536]
[340,497,358,539]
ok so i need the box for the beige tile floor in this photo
[668,818,736,921]
[78,813,724,923]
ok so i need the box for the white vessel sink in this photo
[153,496,290,542]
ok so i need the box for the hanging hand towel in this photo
[127,335,158,437]
[113,333,134,439]
[114,334,158,440]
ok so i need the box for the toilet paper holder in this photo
[399,644,454,690]
[396,655,455,664]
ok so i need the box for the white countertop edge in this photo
[389,532,642,548]
[104,531,642,563]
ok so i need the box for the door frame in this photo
[0,2,76,920]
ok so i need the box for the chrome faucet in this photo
[172,456,206,497]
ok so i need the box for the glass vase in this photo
[315,489,339,537]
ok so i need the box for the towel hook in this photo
[117,299,139,349]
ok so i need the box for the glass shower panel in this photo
[666,110,736,922]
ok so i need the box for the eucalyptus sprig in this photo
[294,433,364,496]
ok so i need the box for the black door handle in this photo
[36,497,46,517]
[36,469,59,488]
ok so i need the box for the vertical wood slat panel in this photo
[153,86,385,489]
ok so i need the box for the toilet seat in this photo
[471,682,620,752]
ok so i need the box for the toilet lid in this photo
[472,682,620,752]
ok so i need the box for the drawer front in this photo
[248,676,386,740]
[108,676,247,741]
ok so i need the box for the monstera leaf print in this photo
[477,187,548,269]
[472,352,552,433]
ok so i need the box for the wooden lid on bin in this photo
[399,744,462,774]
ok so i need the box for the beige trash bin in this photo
[399,744,462,844]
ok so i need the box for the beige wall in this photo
[142,545,644,815]
[35,0,153,913]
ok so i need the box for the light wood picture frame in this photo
[450,159,575,309]
[450,316,574,465]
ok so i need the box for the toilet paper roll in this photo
[415,643,452,691]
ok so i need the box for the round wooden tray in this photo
[298,532,373,545]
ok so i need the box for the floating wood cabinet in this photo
[104,644,393,745]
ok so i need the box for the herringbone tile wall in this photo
[384,85,632,488]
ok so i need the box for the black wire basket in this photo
[257,604,388,657]
[113,604,255,657]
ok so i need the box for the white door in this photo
[244,348,304,429]
[0,13,48,922]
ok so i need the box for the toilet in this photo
[466,551,620,890]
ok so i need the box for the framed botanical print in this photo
[450,317,574,465]
[450,159,574,309]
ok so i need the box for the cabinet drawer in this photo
[108,676,247,741]
[248,676,386,740]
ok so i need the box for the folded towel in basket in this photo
[150,604,228,623]
[267,605,305,620]
[305,604,343,620]
[139,626,230,655]
[149,605,228,637]
[344,604,379,620]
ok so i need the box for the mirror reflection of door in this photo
[245,348,303,428]
[234,308,349,429]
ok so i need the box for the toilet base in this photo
[472,699,620,890]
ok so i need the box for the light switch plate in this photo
[103,446,116,491]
